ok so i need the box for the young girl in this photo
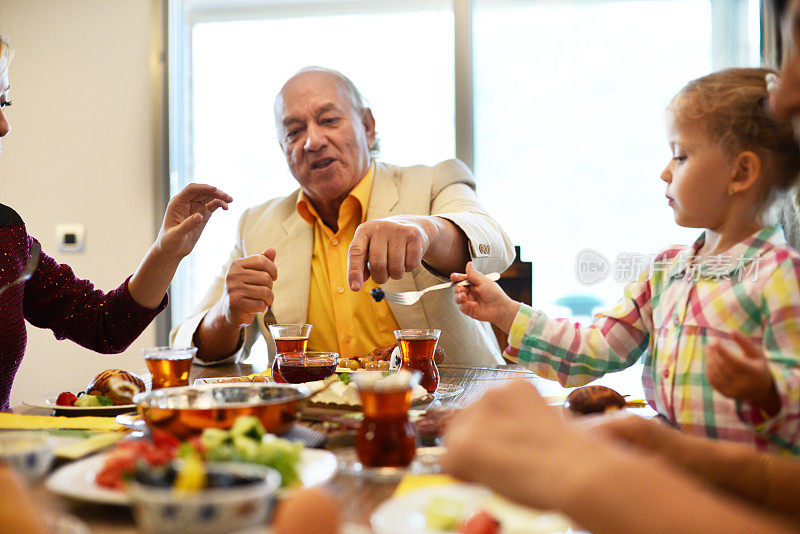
[454,68,800,454]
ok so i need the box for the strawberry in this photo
[55,392,78,406]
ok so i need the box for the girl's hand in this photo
[451,261,520,332]
[707,331,781,416]
[156,183,232,259]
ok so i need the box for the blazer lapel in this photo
[270,207,313,324]
[368,163,428,328]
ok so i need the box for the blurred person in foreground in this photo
[442,1,800,531]
[171,67,514,367]
[0,36,232,410]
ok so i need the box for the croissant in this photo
[85,369,145,405]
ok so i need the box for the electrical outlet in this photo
[56,223,85,253]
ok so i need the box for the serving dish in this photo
[133,383,311,439]
[45,448,337,506]
[23,393,136,415]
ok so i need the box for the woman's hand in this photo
[155,183,232,260]
[707,331,781,416]
[129,184,231,309]
[451,261,520,332]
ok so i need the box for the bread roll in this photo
[565,385,626,415]
[86,369,145,405]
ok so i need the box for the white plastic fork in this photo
[382,272,501,305]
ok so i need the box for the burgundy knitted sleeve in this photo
[22,235,168,353]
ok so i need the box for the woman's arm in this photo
[128,183,231,308]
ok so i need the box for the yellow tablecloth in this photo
[0,413,124,432]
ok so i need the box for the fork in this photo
[382,272,500,305]
[0,240,41,297]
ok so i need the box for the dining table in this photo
[15,361,646,533]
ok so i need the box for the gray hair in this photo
[276,66,380,157]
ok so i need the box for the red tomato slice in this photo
[457,510,501,534]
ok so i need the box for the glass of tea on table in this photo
[268,324,312,383]
[354,370,420,468]
[394,329,441,394]
[276,351,338,383]
[142,347,197,389]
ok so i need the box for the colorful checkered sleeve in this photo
[504,270,652,387]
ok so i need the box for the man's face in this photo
[771,0,800,129]
[275,71,375,208]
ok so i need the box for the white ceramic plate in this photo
[370,484,576,534]
[46,448,338,506]
[23,393,136,414]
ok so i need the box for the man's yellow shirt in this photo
[296,162,400,358]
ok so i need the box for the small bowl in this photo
[129,462,281,534]
[133,383,311,439]
[276,351,339,384]
[0,431,54,482]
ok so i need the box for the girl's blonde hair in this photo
[668,68,800,209]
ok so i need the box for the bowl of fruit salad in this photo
[128,458,280,534]
[0,431,54,482]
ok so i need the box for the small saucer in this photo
[336,446,444,482]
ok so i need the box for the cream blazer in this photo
[171,159,515,366]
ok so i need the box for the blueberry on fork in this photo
[370,287,385,302]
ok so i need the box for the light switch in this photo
[56,223,85,253]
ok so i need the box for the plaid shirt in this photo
[506,226,800,454]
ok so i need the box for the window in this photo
[169,0,761,381]
[169,1,455,322]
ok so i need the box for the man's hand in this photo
[217,248,278,328]
[706,331,781,416]
[451,262,519,332]
[155,183,232,259]
[347,215,432,291]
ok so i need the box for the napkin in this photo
[54,432,126,460]
[0,413,125,432]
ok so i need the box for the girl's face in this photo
[660,113,736,229]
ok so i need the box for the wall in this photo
[0,0,165,406]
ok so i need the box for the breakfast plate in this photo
[370,483,577,534]
[23,393,136,415]
[46,448,338,506]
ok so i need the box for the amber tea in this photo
[142,347,196,389]
[356,385,416,468]
[269,324,312,383]
[395,329,441,394]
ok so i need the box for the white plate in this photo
[370,484,576,534]
[23,393,136,414]
[46,448,338,506]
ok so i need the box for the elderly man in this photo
[171,67,514,366]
